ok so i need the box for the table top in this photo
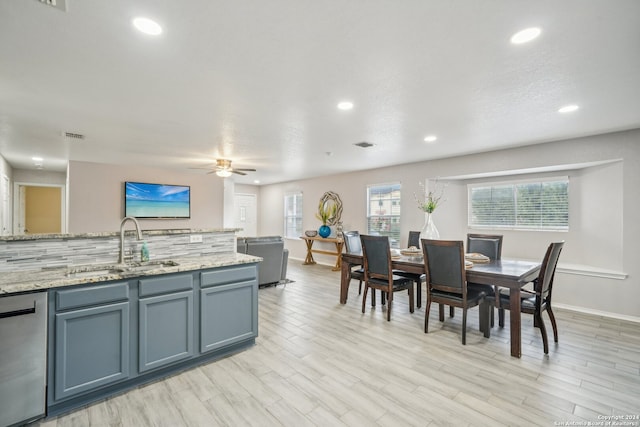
[300,236,343,242]
[342,252,541,289]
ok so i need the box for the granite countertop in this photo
[0,253,262,295]
[0,228,242,242]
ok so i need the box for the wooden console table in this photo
[300,236,344,271]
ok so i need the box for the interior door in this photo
[14,183,65,234]
[234,193,257,237]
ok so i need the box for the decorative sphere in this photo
[318,225,331,238]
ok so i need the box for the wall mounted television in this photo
[124,181,191,219]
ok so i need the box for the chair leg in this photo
[462,308,467,345]
[547,307,559,343]
[361,285,368,314]
[381,291,385,305]
[536,312,549,354]
[498,308,505,328]
[449,306,455,317]
[358,280,362,295]
[387,293,393,321]
[424,298,431,333]
[438,304,445,321]
[415,279,421,309]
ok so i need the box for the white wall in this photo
[13,169,66,185]
[67,161,225,233]
[258,129,640,319]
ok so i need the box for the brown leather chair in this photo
[360,234,415,321]
[343,231,365,295]
[421,239,489,344]
[394,231,425,308]
[489,241,564,354]
[462,233,504,323]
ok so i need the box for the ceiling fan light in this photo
[216,169,232,178]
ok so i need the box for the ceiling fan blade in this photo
[231,170,247,175]
[234,168,257,172]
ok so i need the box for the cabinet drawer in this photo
[138,274,193,297]
[200,265,257,288]
[55,282,129,311]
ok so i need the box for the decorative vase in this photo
[420,213,439,242]
[318,224,331,238]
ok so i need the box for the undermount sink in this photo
[61,260,179,279]
[123,260,180,272]
[65,267,125,278]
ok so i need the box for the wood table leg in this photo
[509,287,522,357]
[331,241,344,271]
[303,238,316,265]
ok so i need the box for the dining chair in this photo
[421,239,489,344]
[408,231,421,249]
[467,233,503,260]
[460,233,504,323]
[394,230,425,308]
[343,231,365,295]
[490,241,564,354]
[360,234,415,321]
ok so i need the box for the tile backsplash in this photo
[0,230,236,272]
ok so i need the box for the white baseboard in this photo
[554,303,640,324]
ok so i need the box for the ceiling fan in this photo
[193,159,257,177]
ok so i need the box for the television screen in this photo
[124,182,191,219]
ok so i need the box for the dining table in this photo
[340,252,541,358]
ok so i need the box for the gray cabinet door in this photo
[200,280,258,353]
[54,302,129,401]
[138,290,194,372]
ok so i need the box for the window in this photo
[284,192,303,238]
[367,183,401,247]
[468,177,569,231]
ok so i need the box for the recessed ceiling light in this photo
[253,180,260,184]
[423,135,437,143]
[32,156,43,162]
[558,104,579,113]
[510,27,541,44]
[337,101,354,110]
[133,17,162,36]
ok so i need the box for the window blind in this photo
[468,177,569,231]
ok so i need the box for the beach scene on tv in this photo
[125,182,190,218]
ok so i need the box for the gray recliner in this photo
[237,236,289,287]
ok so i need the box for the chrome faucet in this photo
[119,216,143,264]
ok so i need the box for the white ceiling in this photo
[1,1,639,185]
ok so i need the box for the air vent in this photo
[64,132,85,140]
[36,0,67,12]
[354,141,374,148]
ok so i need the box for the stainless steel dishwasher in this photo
[0,292,47,427]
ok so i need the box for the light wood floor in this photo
[37,262,640,426]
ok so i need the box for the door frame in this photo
[13,182,67,234]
